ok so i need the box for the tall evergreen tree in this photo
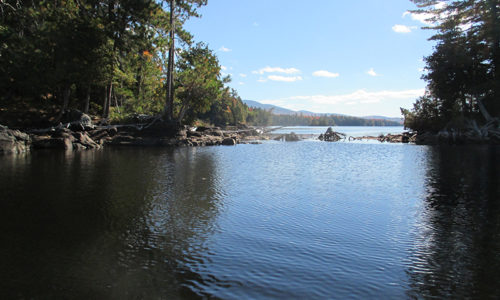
[404,0,500,132]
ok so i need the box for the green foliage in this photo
[405,0,500,132]
[401,95,442,132]
[0,0,209,124]
[246,108,273,126]
[174,43,223,124]
[202,89,249,126]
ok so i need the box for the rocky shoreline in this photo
[0,120,268,155]
[3,120,500,155]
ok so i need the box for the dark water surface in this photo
[1,141,500,299]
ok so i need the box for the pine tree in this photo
[405,0,500,132]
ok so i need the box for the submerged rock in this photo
[285,132,300,141]
[273,132,300,142]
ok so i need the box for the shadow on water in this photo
[406,145,500,298]
[0,148,224,299]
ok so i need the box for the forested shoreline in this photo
[0,0,276,128]
[1,0,499,143]
[402,0,500,142]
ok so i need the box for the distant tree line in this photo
[402,0,500,132]
[271,114,400,126]
[239,109,402,127]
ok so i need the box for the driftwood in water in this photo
[377,132,415,143]
[318,127,346,142]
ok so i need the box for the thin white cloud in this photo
[252,66,300,75]
[367,68,380,77]
[284,89,424,104]
[221,65,227,71]
[267,75,302,82]
[253,22,259,27]
[360,99,381,104]
[402,1,447,25]
[219,46,232,52]
[403,11,433,25]
[392,24,416,33]
[312,70,340,78]
[257,77,267,83]
[239,73,247,78]
[238,82,244,85]
[259,88,423,108]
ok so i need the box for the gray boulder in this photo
[222,137,237,145]
[285,132,300,142]
[62,109,94,131]
[274,132,300,142]
[0,125,31,154]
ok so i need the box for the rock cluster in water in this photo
[317,127,416,144]
[318,127,346,142]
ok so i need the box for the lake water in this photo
[271,125,405,137]
[1,127,500,299]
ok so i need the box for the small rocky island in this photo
[317,124,500,145]
[318,126,414,143]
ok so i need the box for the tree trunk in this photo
[83,85,91,114]
[176,101,188,124]
[113,89,120,114]
[136,62,143,101]
[62,85,71,114]
[478,98,493,122]
[488,0,500,116]
[56,85,71,122]
[103,81,113,118]
[102,85,108,118]
[103,0,116,120]
[165,0,176,121]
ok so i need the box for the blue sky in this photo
[184,0,436,117]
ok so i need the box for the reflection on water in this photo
[0,148,223,299]
[0,142,499,299]
[407,145,500,299]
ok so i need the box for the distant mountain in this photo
[244,100,334,116]
[243,100,297,115]
[243,100,402,124]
